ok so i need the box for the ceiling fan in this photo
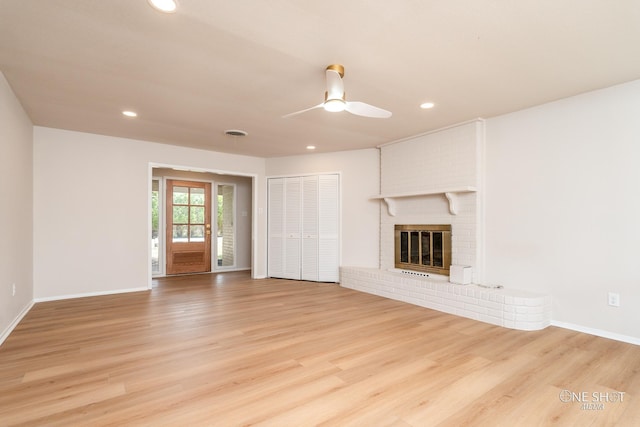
[283,64,392,119]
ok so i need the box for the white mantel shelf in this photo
[371,186,477,216]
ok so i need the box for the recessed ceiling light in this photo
[122,110,137,117]
[306,145,316,150]
[420,102,435,109]
[148,0,177,13]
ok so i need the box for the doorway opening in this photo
[149,166,253,281]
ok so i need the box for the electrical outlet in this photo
[608,292,620,307]
[12,283,16,297]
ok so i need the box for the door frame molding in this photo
[147,162,258,289]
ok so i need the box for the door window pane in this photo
[190,188,205,205]
[173,186,189,204]
[190,206,205,224]
[173,206,188,224]
[173,224,188,242]
[190,225,205,242]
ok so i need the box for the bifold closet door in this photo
[268,174,339,282]
[268,177,302,280]
[318,174,339,282]
[283,177,301,279]
[301,176,319,281]
[267,178,285,278]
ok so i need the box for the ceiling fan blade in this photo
[345,101,392,118]
[282,103,324,118]
[325,68,344,99]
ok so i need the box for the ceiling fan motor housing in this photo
[326,64,344,78]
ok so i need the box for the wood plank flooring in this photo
[1,271,639,426]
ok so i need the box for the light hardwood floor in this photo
[1,271,639,426]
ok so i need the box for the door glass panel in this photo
[410,231,420,264]
[173,224,188,242]
[433,232,443,267]
[421,232,431,266]
[190,206,205,224]
[190,188,205,205]
[173,186,189,204]
[190,225,205,242]
[400,232,408,263]
[172,206,188,224]
[172,185,210,243]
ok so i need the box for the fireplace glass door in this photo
[395,225,451,275]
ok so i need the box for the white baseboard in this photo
[152,268,252,279]
[34,287,149,303]
[551,320,640,346]
[0,300,35,347]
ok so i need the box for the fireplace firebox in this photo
[394,224,452,275]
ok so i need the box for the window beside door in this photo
[151,178,162,276]
[217,184,235,268]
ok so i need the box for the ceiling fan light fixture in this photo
[148,0,177,13]
[323,98,346,113]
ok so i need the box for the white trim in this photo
[551,320,640,346]
[34,287,149,303]
[0,300,35,347]
[150,162,257,179]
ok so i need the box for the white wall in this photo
[0,73,34,343]
[266,149,380,269]
[485,79,640,340]
[33,127,266,299]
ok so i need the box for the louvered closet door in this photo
[301,176,319,281]
[267,174,339,282]
[267,178,285,278]
[283,177,302,279]
[318,174,339,282]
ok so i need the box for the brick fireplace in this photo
[340,119,551,330]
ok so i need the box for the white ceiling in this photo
[1,0,639,158]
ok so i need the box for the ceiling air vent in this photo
[224,129,248,137]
